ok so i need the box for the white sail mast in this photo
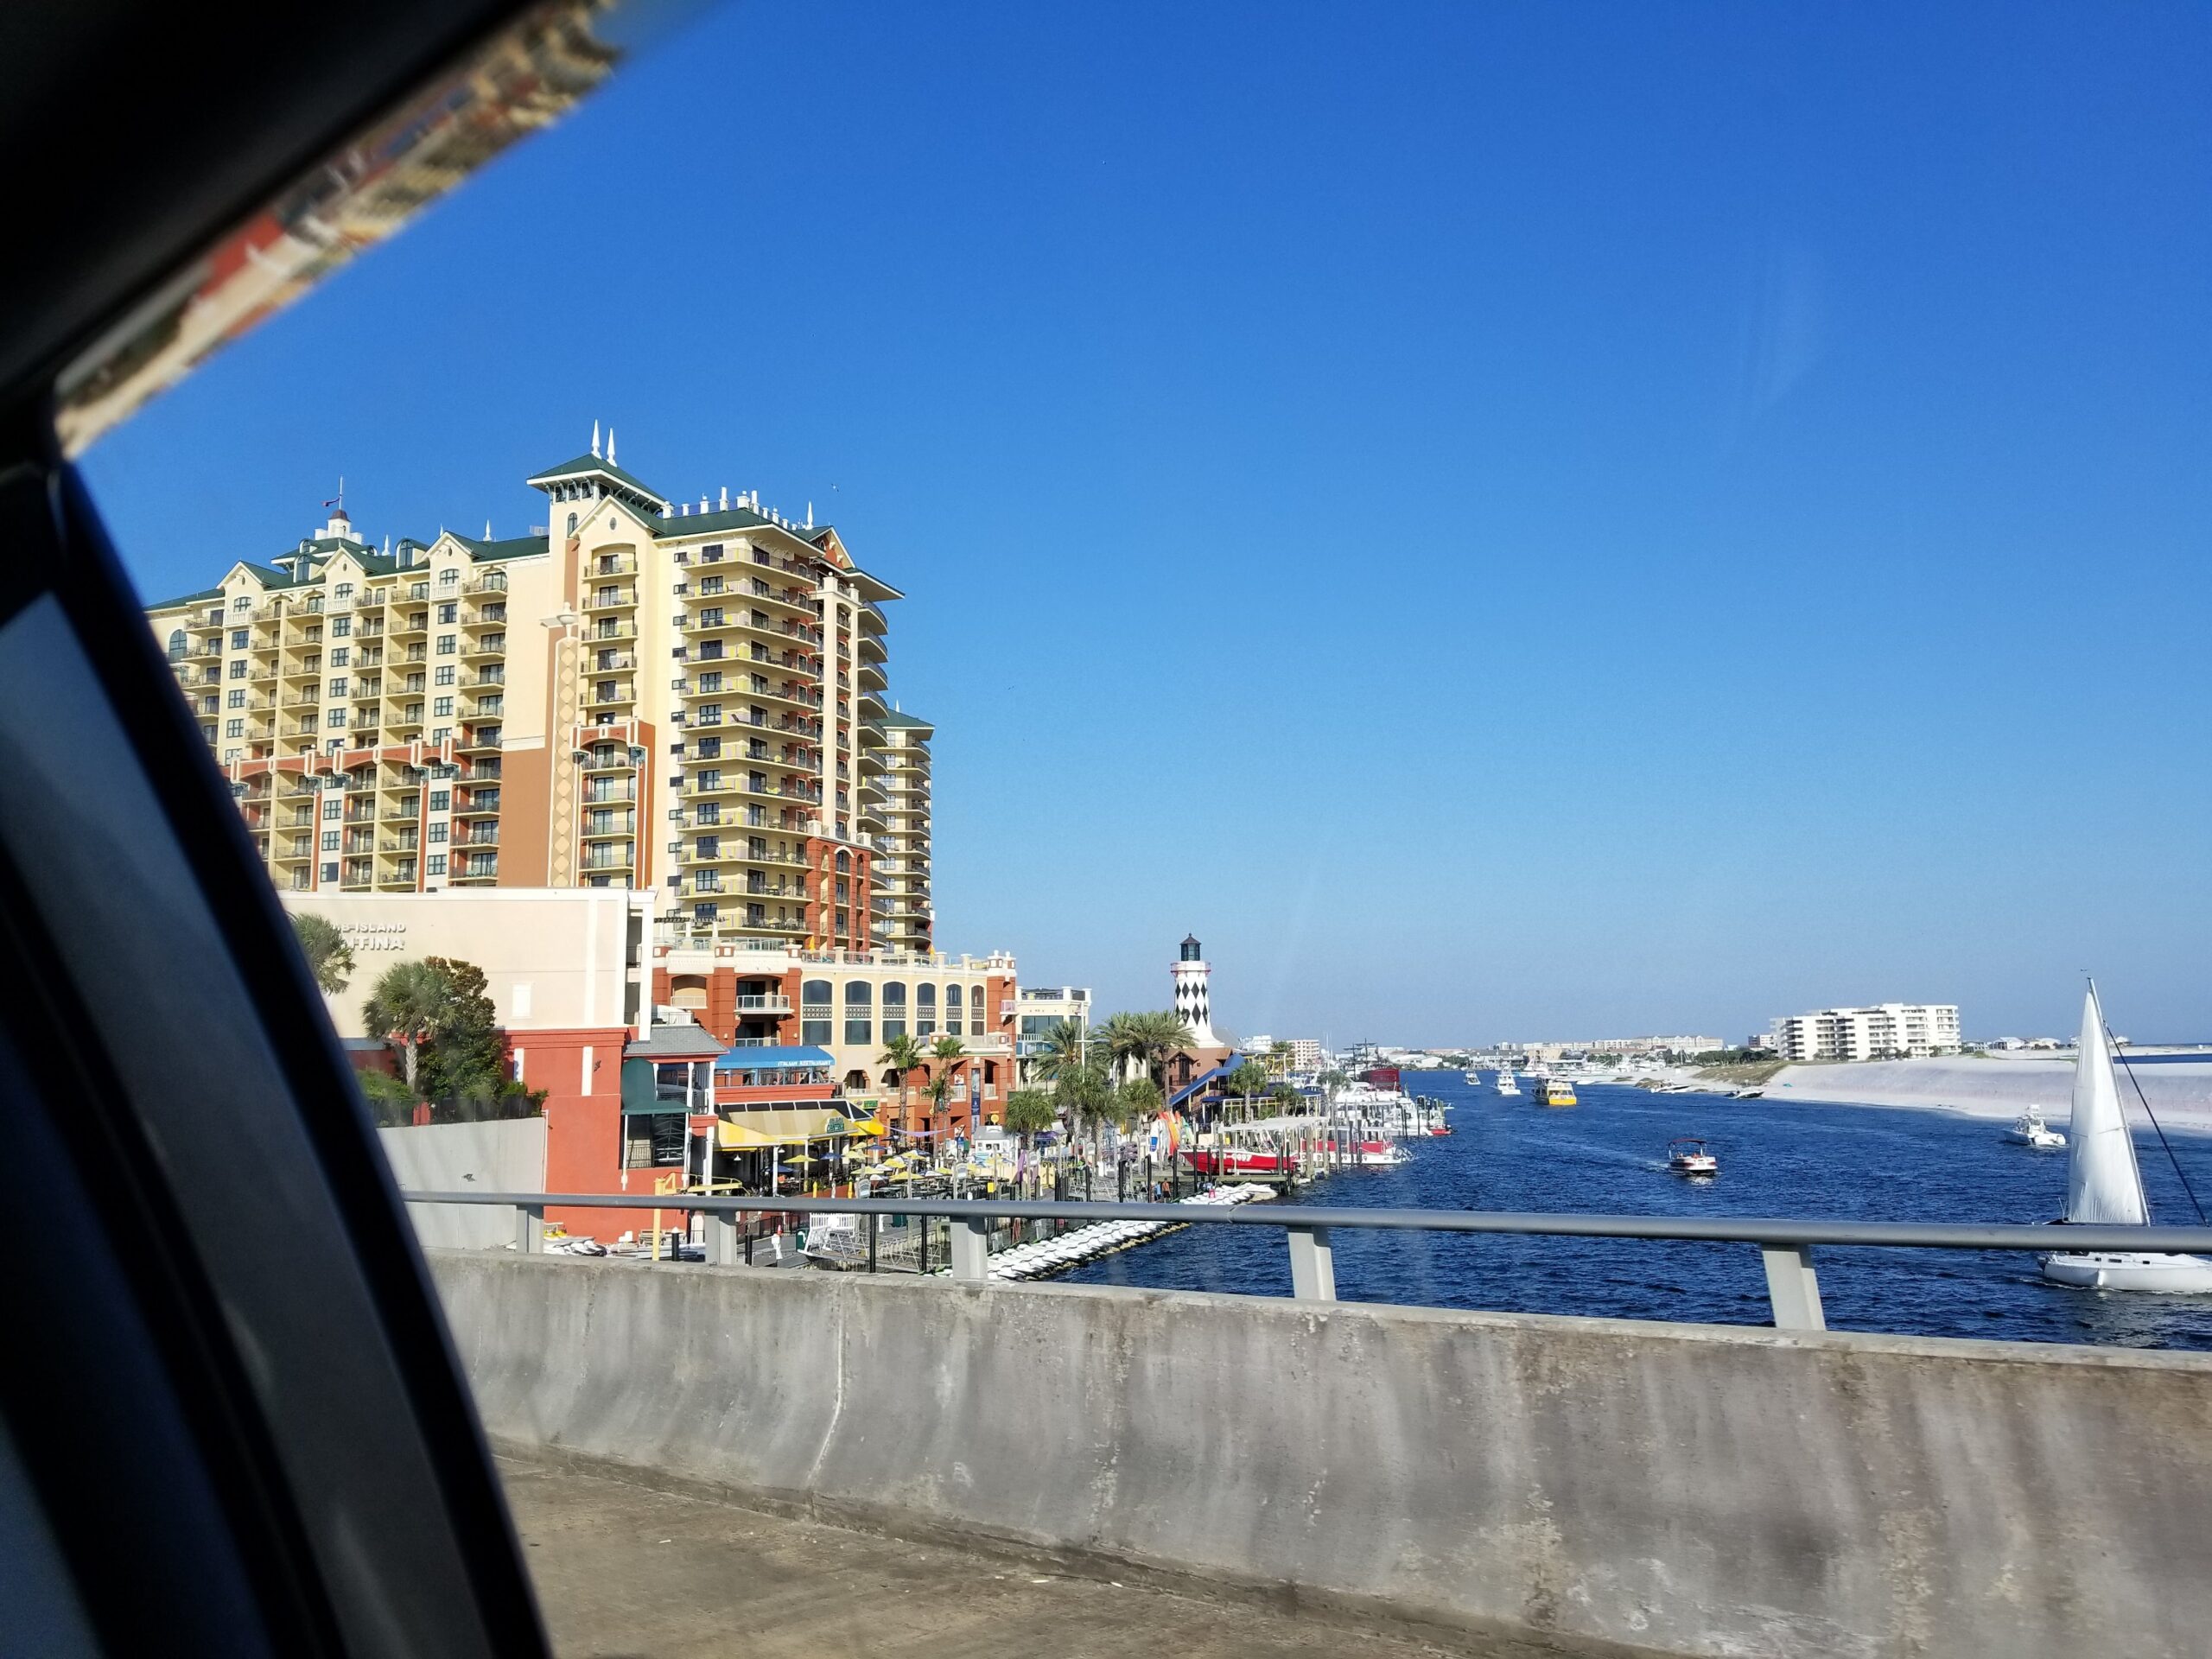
[2063,984,2148,1226]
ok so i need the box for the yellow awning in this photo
[715,1107,862,1147]
[845,1120,886,1139]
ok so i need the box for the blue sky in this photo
[85,1,2212,1044]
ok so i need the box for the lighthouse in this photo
[1172,933,1219,1048]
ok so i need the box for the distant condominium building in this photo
[145,432,933,952]
[1014,985,1095,1080]
[1769,1003,1961,1062]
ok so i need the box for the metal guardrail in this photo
[401,1190,2212,1332]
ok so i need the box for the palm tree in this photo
[928,1033,968,1134]
[1055,1062,1116,1156]
[879,1031,925,1128]
[1101,1011,1150,1084]
[292,912,353,995]
[362,960,446,1097]
[1226,1061,1273,1123]
[1029,1017,1092,1085]
[1002,1089,1055,1150]
[1135,1010,1197,1102]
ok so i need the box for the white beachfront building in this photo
[1770,1003,1962,1062]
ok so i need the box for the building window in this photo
[916,983,937,1038]
[328,676,347,696]
[433,696,453,717]
[232,596,251,613]
[321,831,340,852]
[322,798,340,821]
[229,660,247,679]
[945,984,963,1025]
[566,512,578,534]
[693,735,721,759]
[332,646,349,667]
[225,719,243,737]
[231,628,249,649]
[881,982,907,1041]
[436,635,455,655]
[332,616,351,637]
[428,823,448,843]
[836,849,850,874]
[429,790,449,811]
[843,980,872,1046]
[334,583,353,601]
[430,726,450,743]
[321,862,339,882]
[439,568,459,588]
[428,854,447,875]
[226,690,245,709]
[437,601,457,624]
[324,710,345,729]
[435,664,454,685]
[166,629,187,659]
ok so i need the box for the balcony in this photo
[454,789,500,816]
[591,553,639,577]
[581,813,634,839]
[461,604,508,631]
[457,728,503,753]
[380,796,421,821]
[391,612,429,639]
[587,619,636,641]
[461,572,507,595]
[461,633,507,660]
[582,586,637,612]
[580,750,636,774]
[378,836,420,855]
[734,994,792,1014]
[588,651,636,673]
[457,825,500,848]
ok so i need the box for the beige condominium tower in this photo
[145,430,934,955]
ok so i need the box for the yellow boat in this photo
[1539,1079,1578,1108]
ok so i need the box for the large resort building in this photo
[144,431,933,955]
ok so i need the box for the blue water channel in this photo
[1059,1075,2212,1351]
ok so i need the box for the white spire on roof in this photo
[806,502,813,530]
[590,420,601,459]
[485,519,493,537]
[607,428,616,466]
[720,486,729,511]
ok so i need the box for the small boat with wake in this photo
[1665,1136,1718,1176]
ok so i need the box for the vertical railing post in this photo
[515,1202,543,1255]
[1287,1224,1335,1301]
[1760,1243,1826,1330]
[950,1215,991,1282]
[866,1214,879,1274]
[708,1207,738,1267]
[918,1215,929,1275]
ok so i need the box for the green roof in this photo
[146,585,224,611]
[524,453,670,507]
[450,532,550,563]
[877,709,933,731]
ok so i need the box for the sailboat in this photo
[2040,985,2212,1293]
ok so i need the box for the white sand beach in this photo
[1747,1052,2212,1136]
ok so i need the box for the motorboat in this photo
[1494,1072,1520,1096]
[1538,1079,1578,1108]
[1181,1146,1287,1177]
[1666,1137,1719,1176]
[2005,1107,2066,1149]
[2041,984,2212,1294]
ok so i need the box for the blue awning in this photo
[714,1044,835,1071]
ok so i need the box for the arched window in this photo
[166,629,187,661]
[843,980,872,1046]
[565,512,578,534]
[915,983,937,1038]
[836,849,850,874]
[881,982,907,1041]
[801,978,832,1046]
[969,984,986,1036]
[944,984,963,1019]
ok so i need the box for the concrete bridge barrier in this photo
[430,1253,2212,1658]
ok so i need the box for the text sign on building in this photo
[339,919,410,952]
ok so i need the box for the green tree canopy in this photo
[1028,1018,1093,1084]
[1117,1076,1162,1120]
[361,960,445,1095]
[292,912,353,995]
[1001,1090,1057,1141]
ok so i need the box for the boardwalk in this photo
[502,1452,1542,1659]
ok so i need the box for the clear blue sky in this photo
[84,1,2212,1045]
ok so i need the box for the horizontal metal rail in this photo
[402,1191,2212,1332]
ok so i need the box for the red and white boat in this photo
[1181,1147,1288,1177]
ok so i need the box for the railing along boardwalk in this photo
[404,1190,2212,1333]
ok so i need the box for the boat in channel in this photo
[1494,1071,1520,1096]
[2040,984,2212,1294]
[2005,1106,2066,1149]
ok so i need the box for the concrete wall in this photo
[430,1255,2212,1659]
[379,1120,545,1249]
